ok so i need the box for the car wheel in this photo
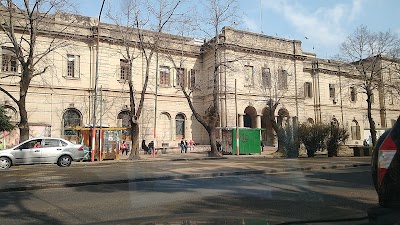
[57,155,72,167]
[0,157,12,169]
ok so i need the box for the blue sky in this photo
[72,0,399,59]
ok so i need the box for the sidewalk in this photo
[0,150,372,192]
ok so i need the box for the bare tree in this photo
[339,25,400,146]
[107,0,184,159]
[259,65,298,156]
[0,0,73,142]
[172,0,240,156]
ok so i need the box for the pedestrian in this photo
[216,141,222,152]
[189,140,194,151]
[261,140,264,152]
[142,140,149,154]
[184,140,188,153]
[148,141,154,154]
[120,140,129,155]
[180,139,185,153]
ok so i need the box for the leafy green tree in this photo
[0,106,14,132]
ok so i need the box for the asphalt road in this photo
[0,157,371,191]
[0,167,376,225]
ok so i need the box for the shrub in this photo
[326,126,349,157]
[280,124,299,158]
[298,123,330,157]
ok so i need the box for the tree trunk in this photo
[208,126,221,157]
[18,101,29,142]
[367,90,377,146]
[128,78,140,160]
[128,122,140,160]
[18,72,31,142]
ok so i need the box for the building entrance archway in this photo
[244,106,257,128]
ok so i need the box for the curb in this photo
[0,162,371,193]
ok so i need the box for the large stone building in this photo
[0,12,399,148]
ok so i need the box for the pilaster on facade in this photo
[256,114,262,128]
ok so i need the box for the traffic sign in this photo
[378,134,397,189]
[372,116,400,208]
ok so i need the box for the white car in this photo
[0,137,84,169]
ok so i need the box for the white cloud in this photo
[261,0,365,49]
[349,0,365,21]
[243,15,260,33]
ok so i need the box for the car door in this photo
[13,139,42,164]
[41,139,63,163]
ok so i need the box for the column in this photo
[238,114,244,127]
[256,114,262,128]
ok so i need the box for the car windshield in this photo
[0,0,399,224]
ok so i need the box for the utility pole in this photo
[91,0,106,162]
[153,52,159,159]
[235,79,239,155]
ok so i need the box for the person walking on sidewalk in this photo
[184,140,188,153]
[189,140,194,151]
[120,141,129,155]
[180,139,185,153]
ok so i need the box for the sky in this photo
[71,0,400,59]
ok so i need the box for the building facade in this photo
[0,13,399,148]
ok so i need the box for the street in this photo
[0,166,376,225]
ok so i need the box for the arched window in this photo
[63,108,81,136]
[244,106,257,128]
[117,110,131,127]
[175,113,185,139]
[277,108,290,127]
[351,119,361,140]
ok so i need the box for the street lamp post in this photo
[91,0,106,162]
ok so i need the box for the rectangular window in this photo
[389,91,394,105]
[175,68,185,88]
[261,67,271,88]
[120,59,130,81]
[278,70,288,90]
[304,82,312,98]
[189,69,196,89]
[351,125,361,140]
[159,66,170,86]
[329,84,335,99]
[2,54,17,72]
[66,54,80,78]
[244,65,254,86]
[350,87,357,102]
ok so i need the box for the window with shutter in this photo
[261,67,271,88]
[159,66,170,87]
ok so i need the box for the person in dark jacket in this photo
[148,141,154,154]
[142,140,149,154]
[180,139,185,153]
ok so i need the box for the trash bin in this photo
[161,143,169,154]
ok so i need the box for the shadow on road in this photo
[72,168,377,222]
[0,191,64,224]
